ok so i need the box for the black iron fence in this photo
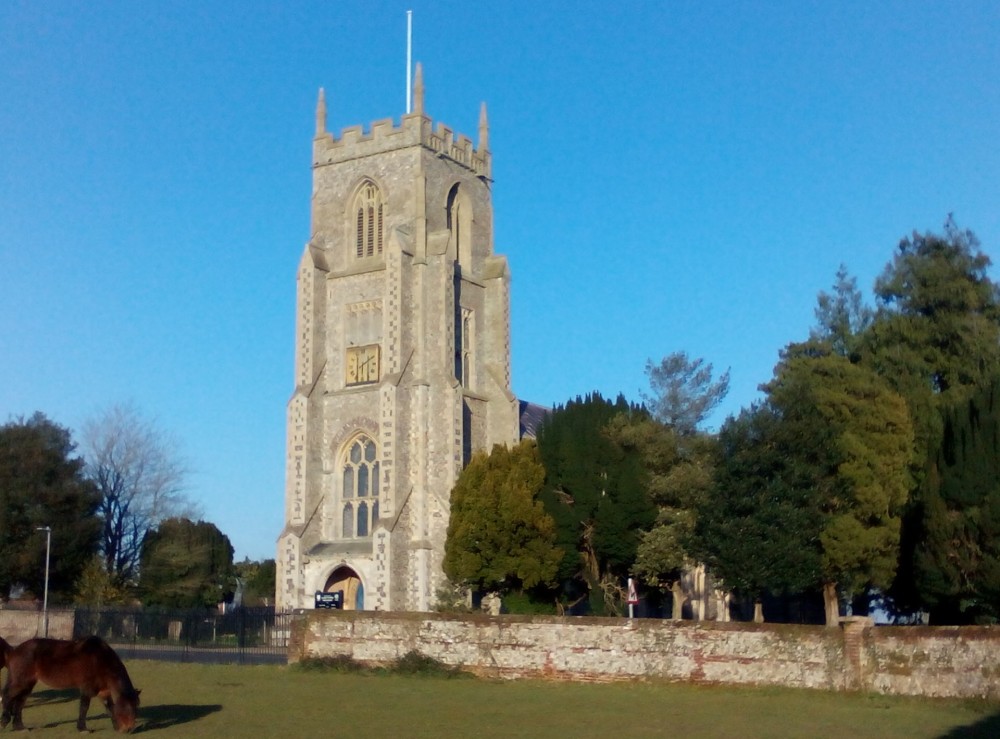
[73,607,292,665]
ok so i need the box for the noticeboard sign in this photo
[315,590,344,609]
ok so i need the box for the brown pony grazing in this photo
[0,636,140,733]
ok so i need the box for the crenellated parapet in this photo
[314,114,490,178]
[312,63,491,178]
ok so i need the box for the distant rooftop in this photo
[518,400,550,440]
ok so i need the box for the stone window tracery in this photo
[341,435,379,538]
[354,182,384,258]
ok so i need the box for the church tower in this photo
[277,67,519,612]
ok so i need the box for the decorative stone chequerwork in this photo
[276,69,519,612]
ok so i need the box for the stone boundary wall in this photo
[0,608,75,644]
[290,610,1000,700]
[866,625,1000,698]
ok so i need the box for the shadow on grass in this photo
[18,690,84,732]
[20,690,221,733]
[135,703,223,732]
[939,710,1000,738]
[27,688,78,706]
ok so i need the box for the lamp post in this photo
[36,526,51,637]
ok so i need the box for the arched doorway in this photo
[324,566,364,610]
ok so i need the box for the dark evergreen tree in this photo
[0,413,101,602]
[139,517,235,608]
[535,393,656,613]
[912,376,1000,623]
[695,404,826,612]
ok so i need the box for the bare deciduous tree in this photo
[81,403,198,587]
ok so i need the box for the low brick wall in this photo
[290,610,1000,700]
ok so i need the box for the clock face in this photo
[346,349,359,384]
[346,344,380,386]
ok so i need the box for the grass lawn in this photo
[10,660,999,737]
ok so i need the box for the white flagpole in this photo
[406,10,413,113]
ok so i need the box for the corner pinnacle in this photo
[478,102,489,151]
[316,88,327,136]
[413,62,424,115]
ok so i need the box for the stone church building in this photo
[276,66,521,612]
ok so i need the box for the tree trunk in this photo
[753,600,764,623]
[823,582,840,626]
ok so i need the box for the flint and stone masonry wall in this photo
[290,610,1000,700]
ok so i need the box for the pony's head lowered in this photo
[111,686,141,733]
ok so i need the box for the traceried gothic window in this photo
[353,182,384,258]
[341,435,379,538]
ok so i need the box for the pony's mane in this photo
[79,636,138,695]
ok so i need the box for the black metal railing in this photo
[73,607,291,665]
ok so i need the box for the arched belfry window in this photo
[446,183,473,267]
[341,435,379,538]
[353,182,384,258]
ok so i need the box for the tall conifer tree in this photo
[913,376,1000,623]
[536,394,656,613]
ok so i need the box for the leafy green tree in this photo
[0,413,101,602]
[766,350,914,623]
[698,351,912,624]
[234,558,277,607]
[618,415,715,618]
[443,441,561,599]
[536,394,656,614]
[139,517,235,608]
[862,220,1000,461]
[911,376,1000,623]
[858,219,1000,615]
[869,219,1000,401]
[626,353,728,617]
[74,555,129,607]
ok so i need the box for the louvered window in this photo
[353,183,384,258]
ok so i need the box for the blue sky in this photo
[2,1,998,562]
